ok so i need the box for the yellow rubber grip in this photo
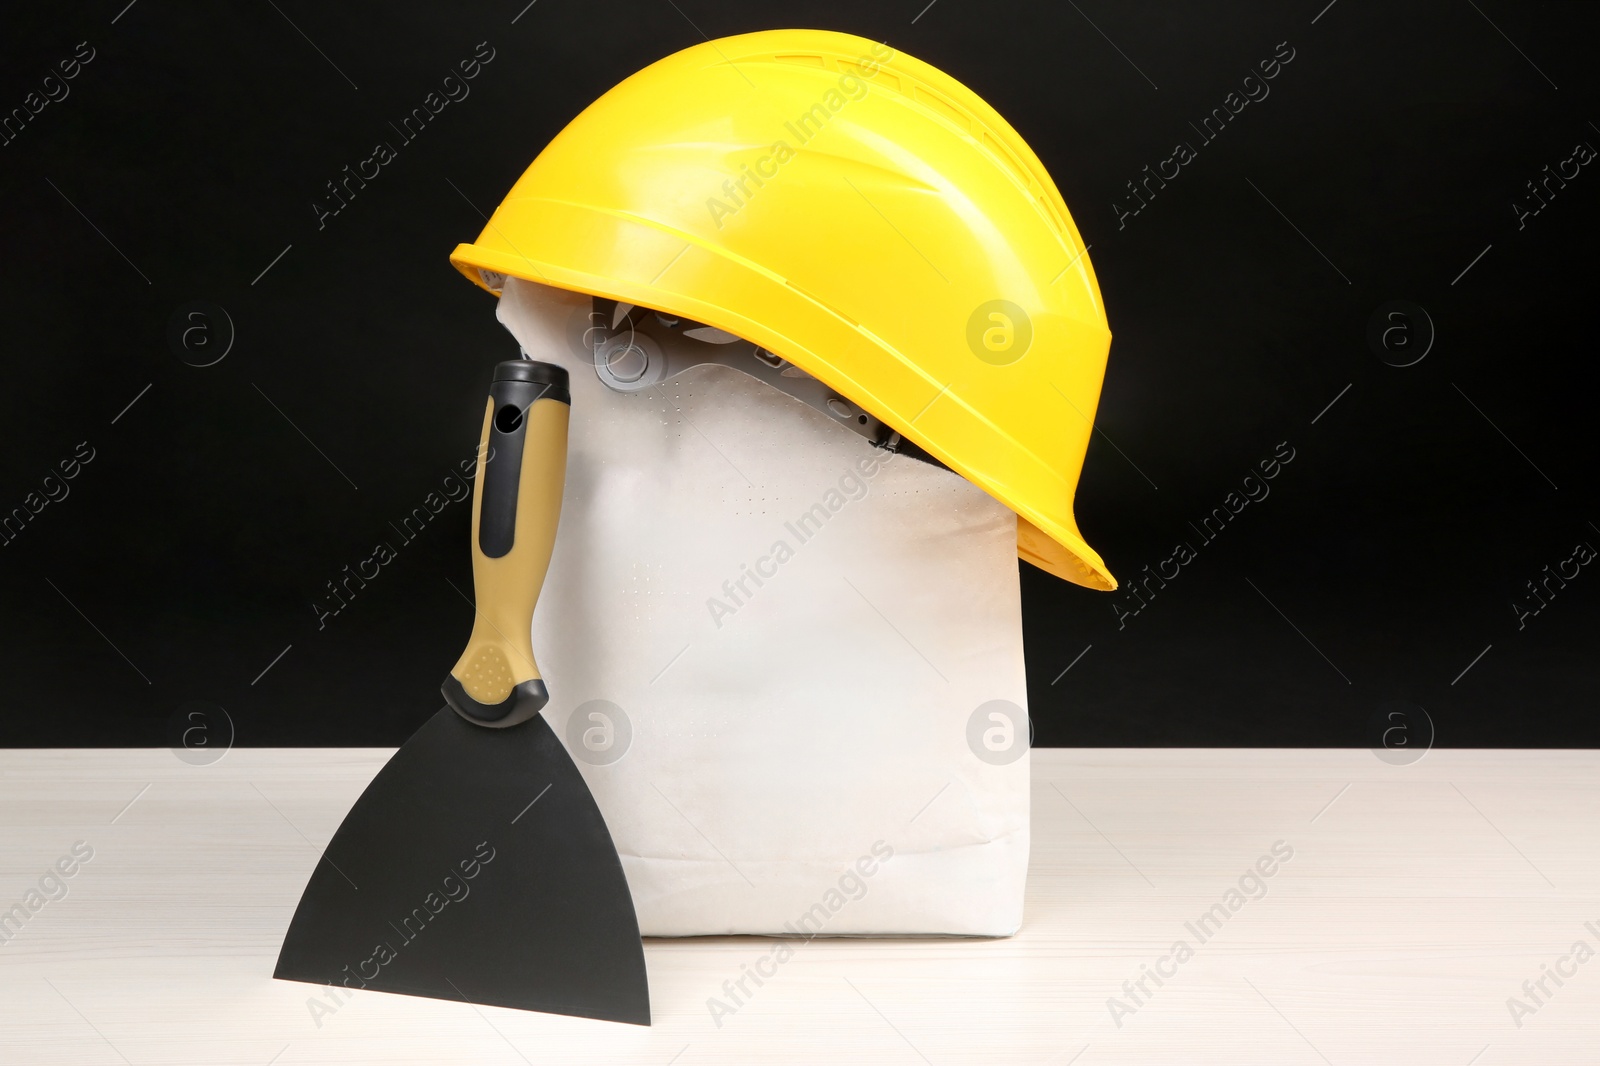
[449,393,568,709]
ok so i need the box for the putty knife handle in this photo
[443,359,571,728]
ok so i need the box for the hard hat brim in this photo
[450,242,1116,591]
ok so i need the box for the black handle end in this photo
[493,359,570,391]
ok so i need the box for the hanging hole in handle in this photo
[494,403,524,434]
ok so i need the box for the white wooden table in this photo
[1,748,1593,1064]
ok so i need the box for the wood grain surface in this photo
[0,747,1594,1064]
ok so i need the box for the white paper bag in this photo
[497,277,1030,936]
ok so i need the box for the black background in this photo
[1,1,1594,748]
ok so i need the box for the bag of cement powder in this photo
[498,276,1030,936]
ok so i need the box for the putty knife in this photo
[274,358,650,1025]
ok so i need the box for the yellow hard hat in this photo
[451,28,1116,590]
